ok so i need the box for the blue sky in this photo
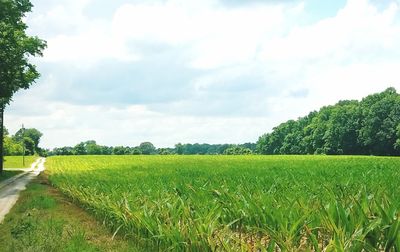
[5,0,400,148]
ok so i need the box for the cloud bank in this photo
[5,0,400,148]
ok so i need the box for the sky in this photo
[4,0,400,149]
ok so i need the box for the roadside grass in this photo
[0,170,23,183]
[3,156,38,168]
[0,174,141,252]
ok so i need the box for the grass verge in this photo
[0,170,23,183]
[0,174,141,252]
[3,156,38,168]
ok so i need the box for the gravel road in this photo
[0,158,45,223]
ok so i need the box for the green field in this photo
[4,156,38,168]
[45,155,400,251]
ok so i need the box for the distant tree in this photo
[0,0,46,173]
[23,137,35,155]
[205,144,220,154]
[47,141,261,156]
[54,146,74,155]
[139,142,156,155]
[4,135,23,155]
[175,143,183,155]
[158,148,173,155]
[217,144,232,154]
[240,142,257,152]
[130,147,142,155]
[13,128,43,153]
[85,140,102,155]
[102,146,113,155]
[36,147,47,157]
[113,146,129,155]
[73,142,86,155]
[223,146,252,155]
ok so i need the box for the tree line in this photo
[256,87,400,156]
[5,88,400,157]
[8,87,400,157]
[48,141,256,156]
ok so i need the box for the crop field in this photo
[45,155,400,251]
[3,156,38,168]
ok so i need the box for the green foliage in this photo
[257,88,400,156]
[139,142,156,155]
[3,135,23,155]
[395,124,400,150]
[173,143,256,155]
[13,128,42,149]
[359,87,400,155]
[113,146,130,155]
[0,0,47,104]
[157,148,173,155]
[46,155,400,251]
[175,143,184,154]
[49,141,258,156]
[3,126,43,155]
[22,136,35,155]
[223,146,252,155]
[0,0,46,172]
[131,147,142,155]
[73,142,86,155]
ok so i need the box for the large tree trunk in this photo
[0,105,4,174]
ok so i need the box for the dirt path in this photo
[0,158,45,223]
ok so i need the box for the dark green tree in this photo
[13,127,43,153]
[158,148,173,155]
[223,146,252,155]
[0,0,46,172]
[130,147,142,155]
[113,146,130,155]
[23,136,35,155]
[359,88,400,155]
[175,143,184,155]
[139,142,156,155]
[73,142,87,155]
[257,88,400,156]
[85,140,102,155]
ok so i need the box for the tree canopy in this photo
[0,0,46,172]
[0,0,46,105]
[256,88,400,156]
[3,126,43,155]
[48,142,257,156]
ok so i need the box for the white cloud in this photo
[29,0,139,66]
[260,0,399,62]
[112,1,292,69]
[39,0,296,68]
[44,29,139,66]
[254,0,400,115]
[6,0,400,148]
[5,102,270,148]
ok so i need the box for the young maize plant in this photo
[46,155,400,251]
